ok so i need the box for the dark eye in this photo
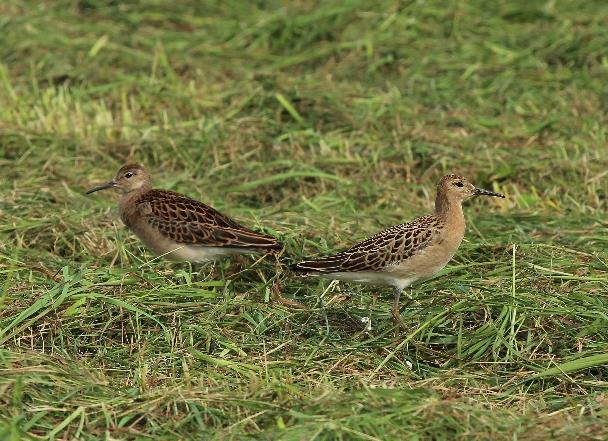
[125,172,134,179]
[455,181,464,187]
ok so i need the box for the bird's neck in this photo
[119,186,151,226]
[435,193,465,231]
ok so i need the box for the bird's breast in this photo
[385,227,465,281]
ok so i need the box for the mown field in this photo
[1,0,607,439]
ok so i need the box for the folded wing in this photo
[292,216,440,274]
[137,190,282,252]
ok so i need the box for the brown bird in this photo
[291,174,505,324]
[86,164,282,262]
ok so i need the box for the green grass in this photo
[1,0,608,439]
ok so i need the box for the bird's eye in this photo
[455,181,464,187]
[125,172,134,179]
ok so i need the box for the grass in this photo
[1,0,607,439]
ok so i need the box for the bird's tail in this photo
[289,258,342,275]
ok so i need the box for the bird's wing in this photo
[135,190,282,251]
[292,215,441,273]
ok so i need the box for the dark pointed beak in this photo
[473,187,505,198]
[86,180,116,194]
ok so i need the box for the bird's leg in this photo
[271,276,282,298]
[392,286,412,333]
[371,291,379,308]
[230,254,250,277]
[268,254,306,309]
[270,256,283,298]
[391,287,403,326]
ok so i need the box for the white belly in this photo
[161,244,254,262]
[128,221,257,263]
[318,271,416,291]
[136,232,253,262]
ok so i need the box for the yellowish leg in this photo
[269,253,307,309]
[392,287,403,326]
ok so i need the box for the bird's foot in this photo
[391,309,408,336]
[271,278,307,309]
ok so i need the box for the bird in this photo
[291,174,505,325]
[86,164,283,263]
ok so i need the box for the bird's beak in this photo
[86,180,116,194]
[473,187,505,198]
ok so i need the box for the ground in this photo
[1,0,607,439]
